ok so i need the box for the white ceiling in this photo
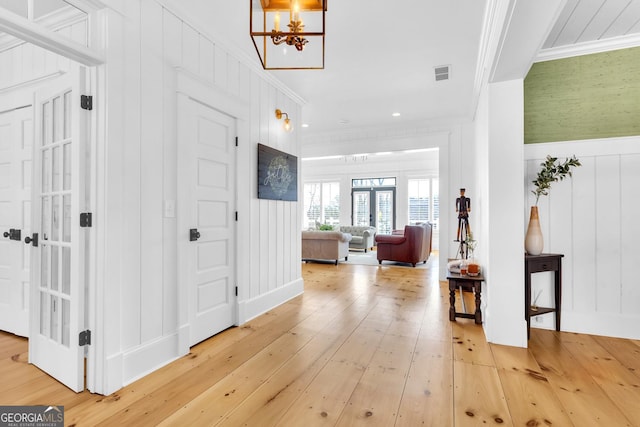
[2,1,639,140]
[2,0,630,141]
[544,0,640,49]
[180,0,640,141]
[268,0,488,134]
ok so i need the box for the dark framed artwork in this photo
[257,143,298,201]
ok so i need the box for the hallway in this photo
[1,258,639,426]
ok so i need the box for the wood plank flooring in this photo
[1,258,639,426]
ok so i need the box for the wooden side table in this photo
[447,273,485,324]
[525,253,563,339]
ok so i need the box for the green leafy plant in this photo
[532,155,581,205]
[318,223,334,231]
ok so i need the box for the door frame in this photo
[0,1,105,392]
[175,69,249,355]
[29,66,90,392]
[351,186,397,232]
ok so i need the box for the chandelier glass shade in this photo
[250,0,326,70]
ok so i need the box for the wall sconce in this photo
[275,109,293,132]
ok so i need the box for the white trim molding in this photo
[238,278,304,324]
[0,7,104,65]
[536,33,640,62]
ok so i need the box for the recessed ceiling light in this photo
[302,123,309,128]
[392,112,401,117]
[338,119,350,125]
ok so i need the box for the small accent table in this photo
[447,272,485,324]
[525,253,563,339]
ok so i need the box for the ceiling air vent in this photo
[434,65,450,81]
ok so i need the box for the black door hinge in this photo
[235,211,238,221]
[79,330,91,346]
[81,95,93,111]
[235,136,238,147]
[80,212,92,227]
[235,286,238,297]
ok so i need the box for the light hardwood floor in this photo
[1,258,640,426]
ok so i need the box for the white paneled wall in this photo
[525,137,640,339]
[2,0,303,393]
[99,0,302,391]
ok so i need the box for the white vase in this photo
[525,206,544,255]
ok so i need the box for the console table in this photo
[447,272,485,324]
[525,253,563,339]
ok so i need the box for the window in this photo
[408,178,439,230]
[303,182,340,228]
[352,177,396,188]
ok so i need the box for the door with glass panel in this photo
[352,190,371,226]
[375,190,394,234]
[352,183,396,233]
[29,69,87,392]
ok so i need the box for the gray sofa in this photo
[302,231,352,265]
[339,226,377,252]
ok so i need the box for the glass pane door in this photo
[352,190,370,226]
[39,91,73,346]
[30,69,85,393]
[376,190,394,234]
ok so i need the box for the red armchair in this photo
[375,223,433,267]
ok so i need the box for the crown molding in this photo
[536,33,640,62]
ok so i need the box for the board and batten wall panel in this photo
[140,0,164,343]
[99,0,303,392]
[524,137,640,339]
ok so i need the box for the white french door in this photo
[0,105,33,337]
[352,191,371,226]
[178,93,237,347]
[29,68,87,392]
[376,190,394,234]
[352,187,396,233]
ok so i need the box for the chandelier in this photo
[250,0,326,70]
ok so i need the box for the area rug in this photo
[342,249,431,269]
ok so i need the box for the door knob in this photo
[189,228,201,241]
[2,231,8,238]
[24,233,38,247]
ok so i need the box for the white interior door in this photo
[29,69,87,392]
[0,105,33,337]
[178,94,236,347]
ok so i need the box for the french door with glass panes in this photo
[352,187,396,234]
[29,68,88,392]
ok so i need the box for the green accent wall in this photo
[524,46,640,144]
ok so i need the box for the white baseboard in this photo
[532,311,640,340]
[104,332,188,394]
[237,278,304,324]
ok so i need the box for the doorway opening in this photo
[351,177,396,235]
